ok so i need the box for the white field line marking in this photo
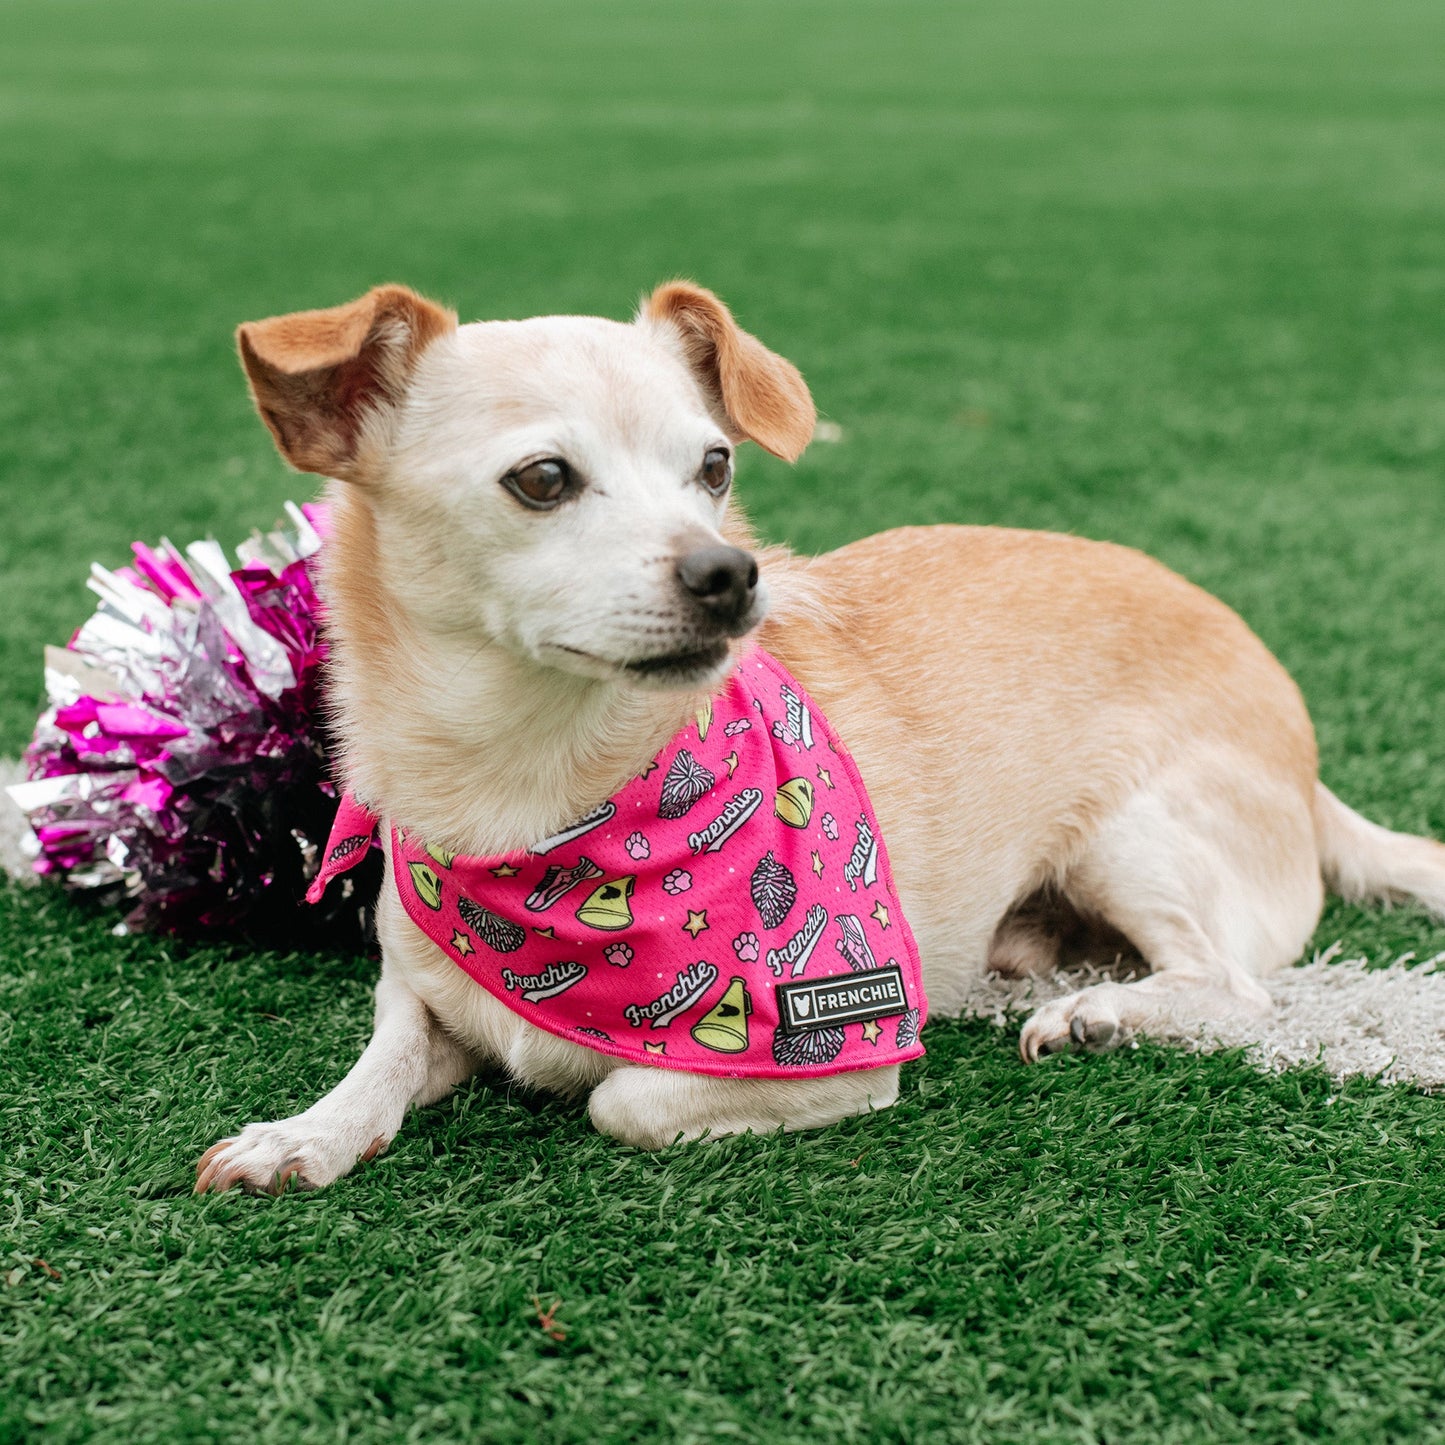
[957,942,1445,1092]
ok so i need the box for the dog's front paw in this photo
[194,1116,389,1195]
[1019,989,1123,1063]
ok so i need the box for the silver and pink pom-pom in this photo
[6,502,379,942]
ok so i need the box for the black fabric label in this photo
[776,965,908,1032]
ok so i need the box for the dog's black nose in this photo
[677,545,759,631]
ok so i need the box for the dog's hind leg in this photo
[195,967,478,1194]
[587,1063,899,1149]
[987,900,1064,979]
[1018,757,1323,1061]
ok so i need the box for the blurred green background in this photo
[3,2,1445,1441]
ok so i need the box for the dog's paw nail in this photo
[1018,1027,1054,1063]
[1071,1014,1118,1050]
[194,1139,238,1194]
[1036,1036,1069,1057]
[275,1158,316,1192]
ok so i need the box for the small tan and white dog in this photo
[196,282,1445,1193]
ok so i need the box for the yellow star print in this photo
[491,862,519,878]
[871,901,890,929]
[683,909,709,938]
[860,1018,882,1046]
[812,851,825,878]
[451,930,474,956]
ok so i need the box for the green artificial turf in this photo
[3,1,1445,1439]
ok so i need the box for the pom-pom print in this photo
[896,1008,921,1050]
[749,851,796,929]
[657,749,715,819]
[772,1026,845,1068]
[457,896,527,953]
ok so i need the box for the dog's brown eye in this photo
[700,448,732,496]
[504,459,571,509]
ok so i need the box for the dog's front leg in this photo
[195,968,476,1194]
[587,1064,900,1149]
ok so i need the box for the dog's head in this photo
[236,282,814,691]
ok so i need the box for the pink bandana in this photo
[310,649,926,1079]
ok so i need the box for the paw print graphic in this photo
[821,812,839,841]
[662,869,693,895]
[625,831,650,861]
[771,720,798,748]
[724,718,752,736]
[732,931,759,963]
[604,942,633,968]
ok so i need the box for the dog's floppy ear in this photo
[237,284,456,478]
[642,282,815,463]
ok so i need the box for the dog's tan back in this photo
[761,524,1325,1014]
